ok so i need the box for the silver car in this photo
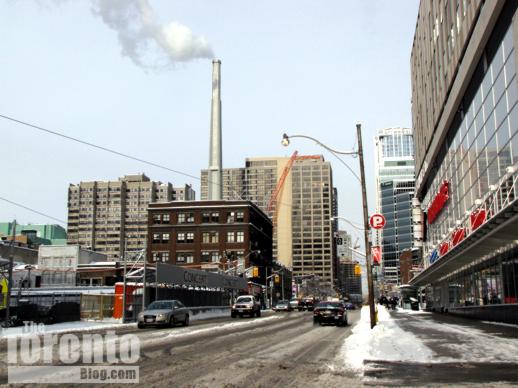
[137,300,191,329]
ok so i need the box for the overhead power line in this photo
[0,113,346,222]
[0,113,255,203]
[0,196,67,225]
[0,113,201,182]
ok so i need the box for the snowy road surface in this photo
[112,310,361,387]
[0,310,361,387]
[2,307,518,386]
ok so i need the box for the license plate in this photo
[238,309,243,312]
[145,318,153,322]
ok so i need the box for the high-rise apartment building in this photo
[172,184,196,201]
[67,174,193,259]
[201,155,336,285]
[374,128,415,285]
[410,1,518,323]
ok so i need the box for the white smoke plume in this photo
[91,0,214,69]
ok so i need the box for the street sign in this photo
[369,213,386,229]
[372,246,381,265]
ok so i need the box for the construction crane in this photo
[267,152,321,227]
[267,151,298,227]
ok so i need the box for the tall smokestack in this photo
[208,59,223,200]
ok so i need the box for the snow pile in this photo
[341,306,434,371]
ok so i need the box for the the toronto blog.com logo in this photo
[6,322,140,384]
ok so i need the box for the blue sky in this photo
[1,0,419,242]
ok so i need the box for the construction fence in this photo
[80,294,115,321]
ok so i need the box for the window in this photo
[162,233,170,243]
[177,233,186,243]
[152,251,169,263]
[202,212,220,223]
[227,232,235,243]
[236,211,244,222]
[178,213,186,223]
[202,231,219,243]
[186,232,194,243]
[236,231,244,243]
[153,214,169,224]
[152,233,161,244]
[227,212,236,223]
[187,213,194,223]
[211,252,220,262]
[176,252,193,263]
[201,251,210,262]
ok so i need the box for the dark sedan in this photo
[137,300,191,329]
[313,301,348,326]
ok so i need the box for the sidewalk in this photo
[390,307,518,362]
[340,306,518,386]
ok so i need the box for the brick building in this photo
[147,200,272,284]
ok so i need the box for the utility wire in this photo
[0,113,344,217]
[0,114,201,183]
[0,113,250,202]
[0,196,67,225]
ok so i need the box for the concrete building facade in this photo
[410,1,518,323]
[67,174,192,259]
[201,155,336,285]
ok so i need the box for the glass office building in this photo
[374,128,415,285]
[411,1,518,323]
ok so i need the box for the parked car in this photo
[273,300,292,312]
[313,301,348,326]
[231,295,261,318]
[137,300,190,329]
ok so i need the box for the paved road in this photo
[3,308,517,386]
[119,310,361,387]
[0,310,361,387]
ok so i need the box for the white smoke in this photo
[91,0,214,69]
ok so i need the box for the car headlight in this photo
[157,313,166,319]
[137,312,144,319]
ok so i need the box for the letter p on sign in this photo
[369,213,386,229]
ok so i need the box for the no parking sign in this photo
[369,213,386,229]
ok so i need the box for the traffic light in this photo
[274,274,280,284]
[252,267,259,277]
[354,264,361,276]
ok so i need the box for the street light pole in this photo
[281,124,377,329]
[356,123,376,329]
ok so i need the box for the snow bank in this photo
[341,306,434,372]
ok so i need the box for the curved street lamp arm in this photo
[283,133,358,156]
[331,216,365,231]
